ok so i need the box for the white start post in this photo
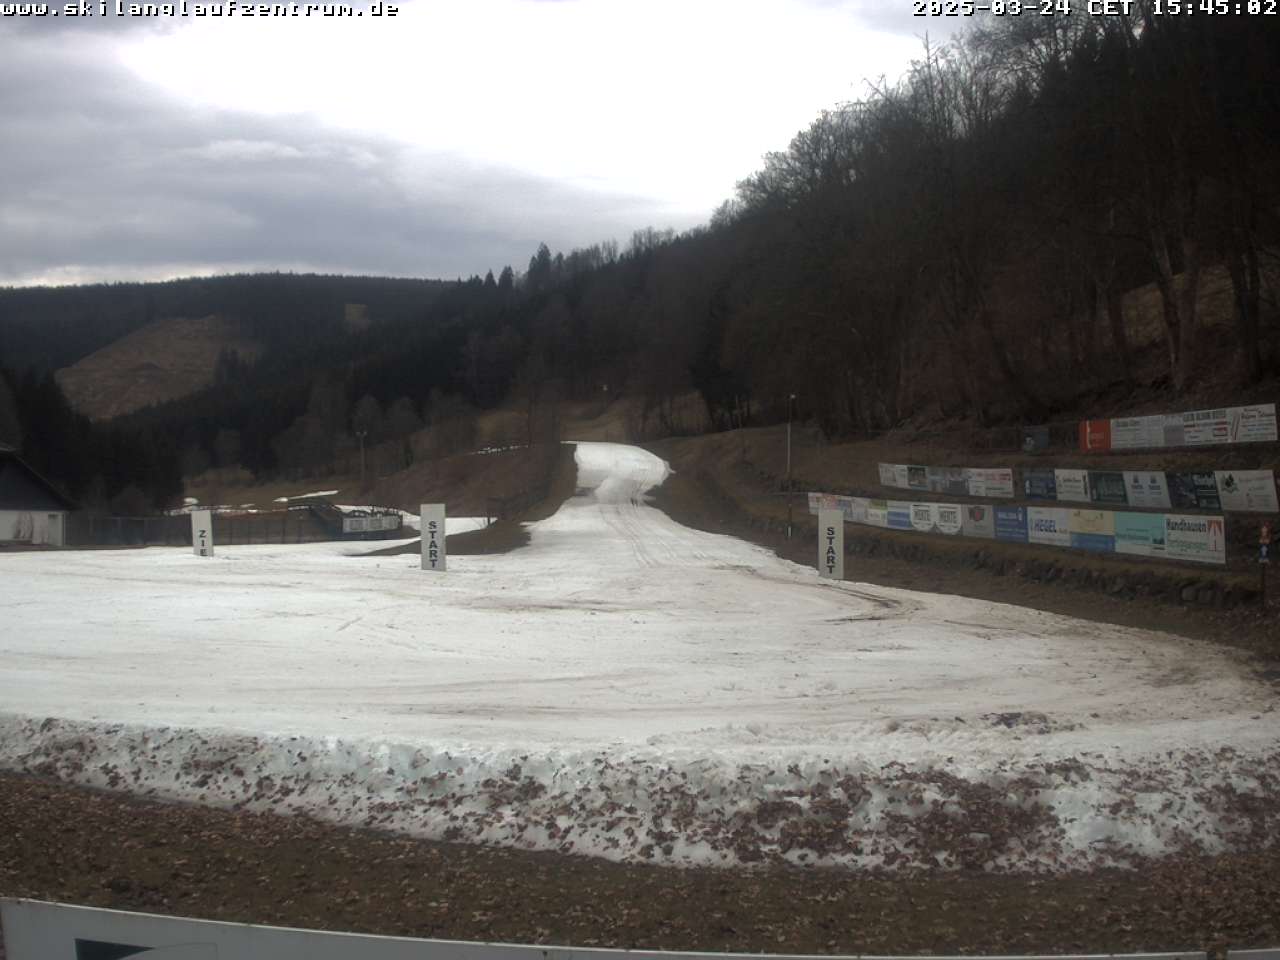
[191,509,214,558]
[818,508,843,580]
[420,503,446,572]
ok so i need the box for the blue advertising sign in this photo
[994,506,1028,543]
[887,501,913,530]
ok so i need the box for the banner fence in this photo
[879,464,1277,514]
[810,493,1227,566]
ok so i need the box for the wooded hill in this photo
[1,9,1277,511]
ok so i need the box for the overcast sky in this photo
[1,1,950,287]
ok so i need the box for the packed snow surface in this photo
[1,443,1276,871]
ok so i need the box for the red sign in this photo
[1079,419,1112,452]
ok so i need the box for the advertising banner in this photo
[1165,514,1227,565]
[944,468,970,496]
[966,468,1014,499]
[1228,403,1278,443]
[840,496,870,524]
[1109,415,1164,451]
[995,506,1028,543]
[1115,512,1167,558]
[1079,419,1112,452]
[906,466,928,491]
[1054,469,1091,503]
[808,493,839,514]
[961,504,996,539]
[924,467,947,494]
[910,502,938,534]
[1069,509,1116,553]
[1023,425,1051,452]
[1182,408,1232,447]
[1028,507,1072,548]
[865,499,889,528]
[1088,471,1129,506]
[1024,468,1058,501]
[887,501,914,531]
[420,503,447,572]
[1123,471,1172,510]
[936,503,964,536]
[1215,470,1279,513]
[190,509,214,558]
[892,464,910,489]
[1168,473,1222,511]
[818,509,844,579]
[877,463,897,487]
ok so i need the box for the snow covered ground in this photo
[1,442,1276,871]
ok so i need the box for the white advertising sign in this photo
[965,468,1014,499]
[1215,470,1279,513]
[961,504,995,539]
[877,463,897,487]
[910,502,938,534]
[1027,507,1072,547]
[865,499,889,528]
[1054,470,1091,504]
[818,509,844,580]
[840,496,869,524]
[935,502,963,535]
[1122,471,1173,510]
[420,503,447,572]
[1165,514,1227,565]
[1182,408,1232,447]
[190,509,214,558]
[1228,403,1278,443]
[0,899,1213,960]
[1110,415,1166,451]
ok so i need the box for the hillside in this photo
[55,314,261,421]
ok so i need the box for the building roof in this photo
[0,448,77,512]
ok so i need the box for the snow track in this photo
[1,442,1276,871]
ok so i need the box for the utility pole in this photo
[785,393,797,490]
[356,429,368,490]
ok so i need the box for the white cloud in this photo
[1,1,937,284]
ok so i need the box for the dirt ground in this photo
[2,771,1279,957]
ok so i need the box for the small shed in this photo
[0,444,76,546]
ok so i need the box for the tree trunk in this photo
[1102,281,1132,382]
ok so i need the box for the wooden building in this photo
[0,444,75,546]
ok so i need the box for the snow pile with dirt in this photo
[1,443,1276,871]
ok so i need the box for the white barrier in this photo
[0,900,1218,960]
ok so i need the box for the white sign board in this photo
[1054,470,1091,504]
[420,503,447,572]
[0,899,1213,960]
[1215,470,1279,513]
[965,468,1014,499]
[1027,507,1071,548]
[1228,403,1278,443]
[1165,514,1227,565]
[190,509,214,557]
[1123,471,1173,510]
[817,509,844,580]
